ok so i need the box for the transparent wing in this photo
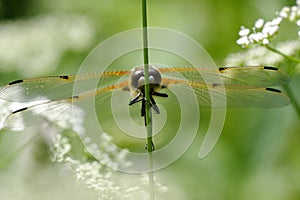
[1,66,291,129]
[3,81,129,130]
[158,66,290,88]
[0,71,130,102]
[161,77,290,107]
[3,98,76,130]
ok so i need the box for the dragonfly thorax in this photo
[130,66,162,94]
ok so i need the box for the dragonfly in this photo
[0,65,291,129]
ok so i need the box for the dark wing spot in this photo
[9,79,24,85]
[264,66,278,71]
[12,107,28,114]
[218,67,228,72]
[72,95,79,99]
[212,83,221,87]
[59,75,69,80]
[266,88,281,93]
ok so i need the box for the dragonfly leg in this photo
[145,140,155,151]
[152,91,168,98]
[129,92,142,105]
[141,98,146,117]
[130,91,165,117]
[141,98,157,116]
[150,96,160,114]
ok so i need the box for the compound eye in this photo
[148,68,162,85]
[131,68,144,89]
[137,76,145,88]
[149,75,155,84]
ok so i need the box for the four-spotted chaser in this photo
[0,66,290,128]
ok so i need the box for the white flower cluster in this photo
[0,14,94,76]
[140,174,168,194]
[50,134,72,162]
[72,160,122,199]
[237,17,282,47]
[225,39,300,67]
[278,1,300,23]
[237,0,300,48]
[82,133,132,170]
[50,133,130,169]
[50,134,168,200]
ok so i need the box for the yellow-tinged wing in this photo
[0,66,291,129]
[158,66,290,88]
[0,70,130,102]
[159,66,290,107]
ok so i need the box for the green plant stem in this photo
[142,0,155,199]
[142,0,152,148]
[264,45,300,117]
[284,84,300,118]
[265,44,300,63]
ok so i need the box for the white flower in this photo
[278,6,290,18]
[236,36,250,47]
[289,6,298,21]
[277,3,300,22]
[239,27,250,36]
[271,17,283,26]
[262,38,269,45]
[50,134,72,162]
[248,32,265,42]
[262,23,279,37]
[255,18,264,29]
[260,18,281,37]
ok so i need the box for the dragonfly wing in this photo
[0,71,130,102]
[205,87,290,107]
[0,76,77,102]
[3,81,130,130]
[158,66,290,88]
[162,78,290,107]
[3,98,76,130]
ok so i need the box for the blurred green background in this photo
[0,0,299,200]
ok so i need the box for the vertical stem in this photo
[142,0,152,152]
[265,45,300,63]
[142,0,155,199]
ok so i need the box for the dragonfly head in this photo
[130,66,162,94]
